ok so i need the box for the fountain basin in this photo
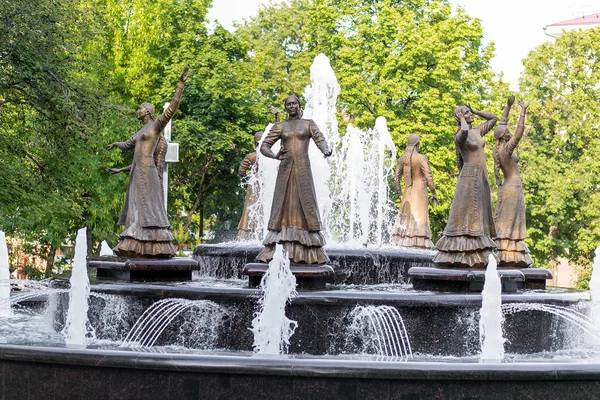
[2,344,600,399]
[194,243,436,284]
[84,282,587,357]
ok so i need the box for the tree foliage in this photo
[519,27,600,280]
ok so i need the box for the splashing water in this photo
[250,244,298,354]
[0,232,10,317]
[502,303,600,340]
[479,255,504,362]
[99,240,114,256]
[347,305,412,359]
[63,227,91,346]
[245,123,277,242]
[589,246,600,339]
[121,299,222,348]
[303,53,341,234]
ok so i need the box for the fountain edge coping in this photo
[1,344,600,381]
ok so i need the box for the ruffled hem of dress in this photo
[495,238,530,252]
[435,235,496,252]
[432,248,495,269]
[262,227,326,247]
[113,238,176,258]
[256,242,330,264]
[119,226,174,242]
[390,235,434,249]
[495,249,533,268]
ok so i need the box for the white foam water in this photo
[0,232,10,318]
[250,244,298,354]
[347,305,412,359]
[479,255,504,362]
[63,227,91,346]
[99,240,114,256]
[588,246,600,342]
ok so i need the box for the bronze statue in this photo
[433,105,498,268]
[256,95,332,264]
[237,131,263,240]
[106,66,189,258]
[493,97,533,267]
[391,133,438,249]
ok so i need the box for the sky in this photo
[207,0,600,89]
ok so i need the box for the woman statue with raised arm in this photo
[257,95,332,264]
[391,133,438,249]
[433,104,498,268]
[106,66,189,258]
[493,98,533,267]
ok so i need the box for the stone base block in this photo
[242,263,334,290]
[89,257,199,282]
[408,266,525,293]
[520,268,553,290]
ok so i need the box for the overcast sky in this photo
[207,0,600,89]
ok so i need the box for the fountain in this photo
[0,55,599,399]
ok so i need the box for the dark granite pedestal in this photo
[408,267,526,293]
[408,266,553,293]
[89,257,199,282]
[242,263,334,289]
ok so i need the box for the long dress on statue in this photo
[113,88,184,258]
[433,119,497,268]
[237,152,260,240]
[494,125,533,267]
[391,144,437,249]
[256,118,330,264]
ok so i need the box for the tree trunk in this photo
[44,245,56,278]
[86,226,94,258]
[199,203,204,241]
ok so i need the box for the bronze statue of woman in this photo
[257,95,332,264]
[391,133,438,249]
[493,97,533,267]
[106,66,189,258]
[433,105,498,268]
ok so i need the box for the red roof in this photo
[547,13,600,27]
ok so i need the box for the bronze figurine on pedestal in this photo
[493,97,533,268]
[106,66,189,259]
[433,105,498,268]
[237,131,263,240]
[391,133,438,249]
[256,95,332,264]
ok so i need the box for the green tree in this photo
[519,27,600,282]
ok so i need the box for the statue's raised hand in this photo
[518,100,528,111]
[179,66,190,83]
[507,95,515,106]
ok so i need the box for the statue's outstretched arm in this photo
[454,113,470,146]
[260,123,284,159]
[499,96,515,125]
[155,66,189,132]
[507,101,528,155]
[309,119,332,158]
[239,153,254,177]
[421,157,438,206]
[473,108,498,136]
[394,155,404,196]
